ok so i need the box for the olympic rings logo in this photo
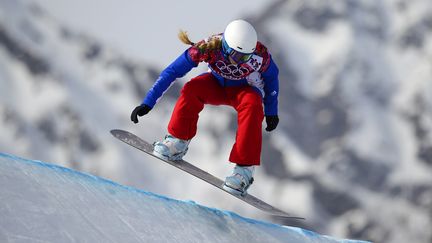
[213,60,250,80]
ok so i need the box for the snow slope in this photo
[0,152,370,243]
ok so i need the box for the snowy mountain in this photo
[0,0,184,186]
[247,1,432,242]
[0,0,431,243]
[0,152,370,243]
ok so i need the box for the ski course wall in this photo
[0,153,370,243]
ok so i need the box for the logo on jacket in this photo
[246,55,263,71]
[213,60,250,80]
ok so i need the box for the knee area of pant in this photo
[237,103,264,118]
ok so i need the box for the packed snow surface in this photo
[0,153,369,243]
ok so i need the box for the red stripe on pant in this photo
[168,73,264,166]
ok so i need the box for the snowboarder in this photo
[130,19,279,195]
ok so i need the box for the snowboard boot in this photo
[223,165,255,196]
[153,134,190,161]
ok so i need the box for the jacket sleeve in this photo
[261,57,279,116]
[142,49,198,108]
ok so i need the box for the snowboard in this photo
[110,129,304,220]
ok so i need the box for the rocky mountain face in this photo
[248,0,432,242]
[0,0,183,176]
[0,0,431,242]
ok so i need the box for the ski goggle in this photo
[222,39,253,64]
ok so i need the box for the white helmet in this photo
[223,19,257,54]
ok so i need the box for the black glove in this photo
[131,104,152,124]
[265,115,279,132]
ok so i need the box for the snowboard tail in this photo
[110,129,304,220]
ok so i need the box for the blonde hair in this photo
[178,30,222,51]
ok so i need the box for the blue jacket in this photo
[143,37,279,116]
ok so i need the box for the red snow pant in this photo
[168,73,264,166]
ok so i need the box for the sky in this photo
[33,0,271,66]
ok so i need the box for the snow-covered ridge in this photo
[0,152,370,243]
